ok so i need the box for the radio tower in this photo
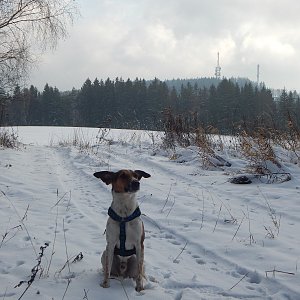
[257,64,260,86]
[215,52,221,80]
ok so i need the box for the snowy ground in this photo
[0,126,300,300]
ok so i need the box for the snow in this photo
[1,126,300,299]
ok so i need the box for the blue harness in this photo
[108,206,141,257]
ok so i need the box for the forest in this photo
[1,77,300,134]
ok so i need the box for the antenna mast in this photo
[215,52,221,80]
[257,64,260,86]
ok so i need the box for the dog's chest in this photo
[106,194,142,248]
[107,217,141,244]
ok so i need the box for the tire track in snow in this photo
[49,147,108,229]
[143,213,300,299]
[32,146,109,270]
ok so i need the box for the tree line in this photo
[1,77,300,134]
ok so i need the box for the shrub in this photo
[0,127,19,148]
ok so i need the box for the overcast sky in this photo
[29,0,300,92]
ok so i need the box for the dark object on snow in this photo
[229,175,252,184]
[215,155,232,167]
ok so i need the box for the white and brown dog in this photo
[94,169,151,292]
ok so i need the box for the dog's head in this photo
[94,169,151,193]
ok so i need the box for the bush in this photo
[0,127,19,148]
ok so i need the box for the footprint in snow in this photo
[0,292,16,298]
[162,233,174,239]
[247,271,261,284]
[163,272,172,279]
[196,259,206,265]
[0,268,9,274]
[169,240,181,246]
[16,260,25,267]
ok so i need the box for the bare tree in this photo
[0,0,78,91]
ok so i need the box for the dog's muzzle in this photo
[125,180,140,193]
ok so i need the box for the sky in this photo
[29,0,300,92]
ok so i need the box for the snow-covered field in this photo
[0,126,300,300]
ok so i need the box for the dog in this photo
[94,169,151,292]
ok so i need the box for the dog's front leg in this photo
[101,243,115,288]
[135,243,144,292]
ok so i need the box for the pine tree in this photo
[27,85,40,125]
[9,85,27,125]
[278,88,290,129]
[78,78,93,126]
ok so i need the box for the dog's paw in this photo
[101,281,110,288]
[135,286,144,292]
[135,282,144,292]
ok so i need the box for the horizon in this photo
[23,76,295,94]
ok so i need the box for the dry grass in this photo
[237,128,281,173]
[56,128,93,151]
[162,108,195,149]
[195,126,227,169]
[161,109,231,168]
[0,127,19,148]
[272,114,300,164]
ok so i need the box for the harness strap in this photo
[108,206,141,257]
[114,247,136,256]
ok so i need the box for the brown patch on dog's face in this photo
[94,169,151,193]
[112,170,140,193]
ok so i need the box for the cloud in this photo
[29,0,300,91]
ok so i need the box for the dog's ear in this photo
[93,171,115,185]
[134,170,151,180]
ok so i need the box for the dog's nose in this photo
[131,181,140,190]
